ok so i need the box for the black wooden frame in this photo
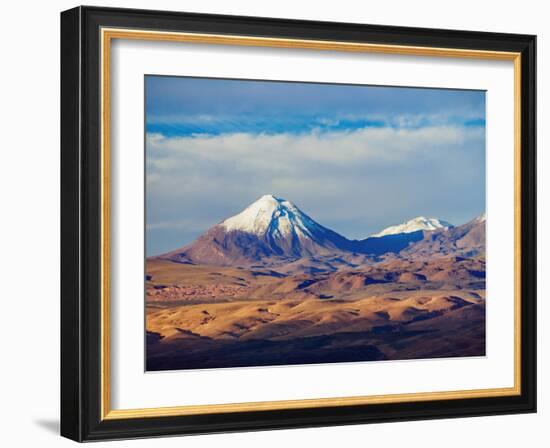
[61,6,537,442]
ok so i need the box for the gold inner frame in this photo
[100,27,522,420]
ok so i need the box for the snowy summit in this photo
[371,216,453,238]
[474,213,487,223]
[222,194,323,239]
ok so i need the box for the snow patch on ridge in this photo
[371,216,453,238]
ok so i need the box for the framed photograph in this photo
[60,6,536,441]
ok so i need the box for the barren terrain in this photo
[146,256,485,370]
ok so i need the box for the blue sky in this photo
[146,76,486,256]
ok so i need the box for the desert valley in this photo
[146,195,486,371]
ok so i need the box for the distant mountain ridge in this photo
[158,195,484,266]
[371,216,453,237]
[401,214,486,260]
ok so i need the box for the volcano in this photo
[161,195,355,266]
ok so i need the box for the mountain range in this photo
[158,194,485,267]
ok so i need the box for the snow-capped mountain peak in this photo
[162,195,354,265]
[221,194,321,239]
[475,213,487,223]
[371,216,453,238]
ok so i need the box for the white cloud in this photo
[147,125,479,165]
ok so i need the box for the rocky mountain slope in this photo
[400,215,486,260]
